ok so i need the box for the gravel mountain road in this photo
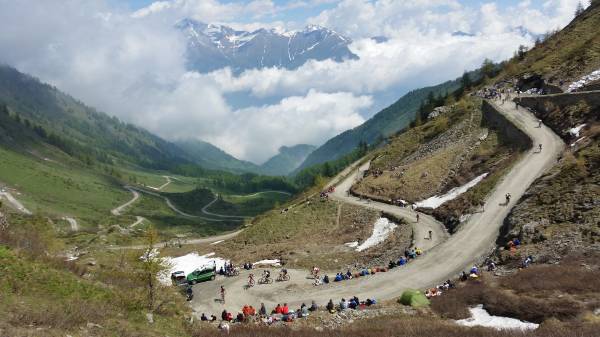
[190,97,564,316]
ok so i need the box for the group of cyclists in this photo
[247,268,290,287]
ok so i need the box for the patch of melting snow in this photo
[568,124,586,138]
[571,136,586,147]
[253,259,281,267]
[456,305,539,331]
[160,252,228,285]
[344,241,359,248]
[356,218,397,252]
[567,69,600,92]
[415,173,488,209]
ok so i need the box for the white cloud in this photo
[131,1,172,18]
[307,0,585,38]
[204,30,530,98]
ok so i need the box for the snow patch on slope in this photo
[456,305,539,331]
[567,69,600,92]
[253,259,281,267]
[568,124,586,137]
[356,218,397,252]
[415,173,488,209]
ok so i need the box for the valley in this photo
[1,2,599,337]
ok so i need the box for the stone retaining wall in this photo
[481,100,532,150]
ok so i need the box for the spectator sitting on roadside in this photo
[326,299,335,313]
[201,313,208,321]
[236,312,245,322]
[348,298,357,309]
[334,273,343,282]
[389,260,396,269]
[259,303,267,316]
[309,300,318,311]
[301,303,309,317]
[274,304,283,315]
[340,298,348,310]
[346,270,353,279]
[323,274,330,284]
[221,310,228,321]
[211,315,217,321]
[365,298,375,306]
[398,256,407,266]
[282,303,290,315]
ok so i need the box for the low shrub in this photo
[500,264,600,295]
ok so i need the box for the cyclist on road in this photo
[262,270,271,282]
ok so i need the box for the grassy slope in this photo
[259,144,317,176]
[0,65,191,171]
[502,1,600,83]
[0,145,128,226]
[296,77,463,172]
[174,139,261,174]
[0,215,193,337]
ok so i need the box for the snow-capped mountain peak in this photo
[177,19,358,74]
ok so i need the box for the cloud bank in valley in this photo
[0,0,586,163]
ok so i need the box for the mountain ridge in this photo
[177,19,358,74]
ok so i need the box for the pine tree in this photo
[481,59,496,78]
[460,71,473,90]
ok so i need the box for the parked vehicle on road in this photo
[171,271,188,286]
[187,267,216,284]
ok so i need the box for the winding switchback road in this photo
[190,97,565,315]
[329,162,448,251]
[201,195,249,219]
[129,186,238,222]
[111,187,140,216]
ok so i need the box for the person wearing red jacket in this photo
[282,303,289,315]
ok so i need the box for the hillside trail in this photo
[148,175,172,191]
[230,190,292,198]
[0,190,32,215]
[201,195,249,219]
[130,216,145,228]
[111,187,140,216]
[108,229,244,250]
[190,96,564,316]
[63,217,79,231]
